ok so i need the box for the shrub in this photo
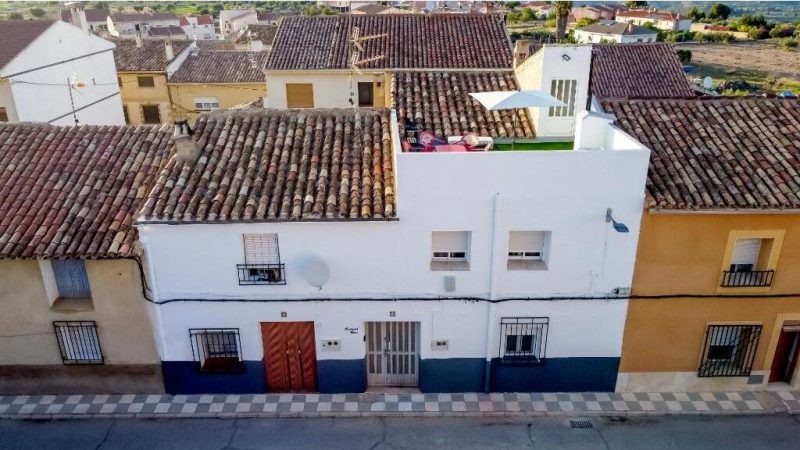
[676,49,692,64]
[749,26,771,40]
[770,24,796,39]
[781,38,798,49]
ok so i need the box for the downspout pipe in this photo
[483,192,501,392]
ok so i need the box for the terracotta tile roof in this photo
[353,4,391,14]
[266,14,512,70]
[602,97,800,210]
[617,8,680,21]
[0,20,54,69]
[60,8,110,23]
[110,38,192,72]
[235,24,280,45]
[579,22,655,35]
[180,14,214,26]
[110,12,179,23]
[0,123,173,259]
[591,43,694,99]
[392,71,534,138]
[170,51,267,83]
[140,109,396,222]
[194,40,237,50]
[147,26,186,37]
[257,12,280,22]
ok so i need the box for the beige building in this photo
[111,36,192,125]
[168,50,268,123]
[0,121,173,394]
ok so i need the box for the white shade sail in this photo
[469,90,565,110]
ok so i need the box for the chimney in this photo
[513,39,531,67]
[627,22,634,32]
[134,24,143,48]
[173,121,200,163]
[164,39,174,60]
[70,4,90,34]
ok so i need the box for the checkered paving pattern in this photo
[1,391,794,419]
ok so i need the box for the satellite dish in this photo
[304,259,330,290]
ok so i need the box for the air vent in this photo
[569,419,593,429]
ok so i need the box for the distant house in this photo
[147,25,187,39]
[572,5,616,22]
[690,23,750,40]
[616,8,691,32]
[180,14,216,40]
[111,37,193,125]
[107,12,181,37]
[60,7,110,33]
[522,1,554,16]
[257,11,282,25]
[220,9,258,36]
[0,20,124,125]
[352,4,404,14]
[168,50,268,122]
[234,24,280,52]
[575,22,658,43]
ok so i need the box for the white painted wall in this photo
[264,72,385,109]
[0,21,124,126]
[574,29,657,43]
[138,116,650,363]
[514,45,592,138]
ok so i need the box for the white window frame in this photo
[548,79,578,118]
[194,96,220,111]
[431,231,470,261]
[730,238,761,272]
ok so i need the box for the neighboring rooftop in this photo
[0,20,54,69]
[111,38,192,72]
[110,12,179,22]
[578,22,656,36]
[353,4,391,14]
[602,97,800,210]
[616,8,681,21]
[0,123,173,258]
[139,109,396,222]
[194,40,238,50]
[266,14,512,70]
[147,25,186,38]
[60,8,110,23]
[257,11,280,22]
[170,51,268,83]
[179,14,214,26]
[235,24,280,46]
[591,43,694,99]
[392,71,534,139]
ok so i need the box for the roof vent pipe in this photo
[173,120,200,163]
[165,39,174,60]
[134,24,143,48]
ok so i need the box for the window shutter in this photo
[52,260,91,299]
[509,231,545,253]
[731,239,761,265]
[432,231,468,253]
[243,234,280,264]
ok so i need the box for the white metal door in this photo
[366,322,419,387]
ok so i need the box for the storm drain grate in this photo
[570,419,593,429]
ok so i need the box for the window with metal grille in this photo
[722,238,774,287]
[193,96,220,111]
[52,259,92,299]
[190,328,244,373]
[53,321,103,364]
[499,317,548,364]
[238,234,285,285]
[548,79,577,117]
[698,324,762,377]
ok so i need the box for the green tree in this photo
[575,17,598,28]
[92,1,108,9]
[553,1,572,41]
[7,12,23,20]
[304,5,319,16]
[707,3,732,20]
[29,8,46,18]
[625,1,647,8]
[687,7,705,21]
[132,5,144,12]
[675,49,692,64]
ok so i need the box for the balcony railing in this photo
[720,270,774,288]
[237,263,286,285]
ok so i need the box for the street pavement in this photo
[1,415,800,449]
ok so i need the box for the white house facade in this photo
[136,108,650,394]
[0,20,124,126]
[107,13,181,37]
[574,23,658,44]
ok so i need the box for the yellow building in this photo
[0,121,173,394]
[168,50,267,123]
[111,37,192,124]
[603,97,800,392]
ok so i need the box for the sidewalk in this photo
[2,390,799,420]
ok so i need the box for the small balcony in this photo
[720,270,774,288]
[237,263,286,286]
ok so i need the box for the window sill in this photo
[507,260,548,271]
[430,260,470,271]
[499,356,543,366]
[51,297,94,312]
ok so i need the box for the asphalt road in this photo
[1,415,799,449]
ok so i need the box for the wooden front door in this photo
[769,328,800,383]
[261,322,318,392]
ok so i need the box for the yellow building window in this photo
[137,76,155,88]
[719,230,784,289]
[286,83,314,108]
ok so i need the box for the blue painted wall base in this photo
[490,357,620,392]
[162,361,266,394]
[317,359,367,393]
[419,358,485,393]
